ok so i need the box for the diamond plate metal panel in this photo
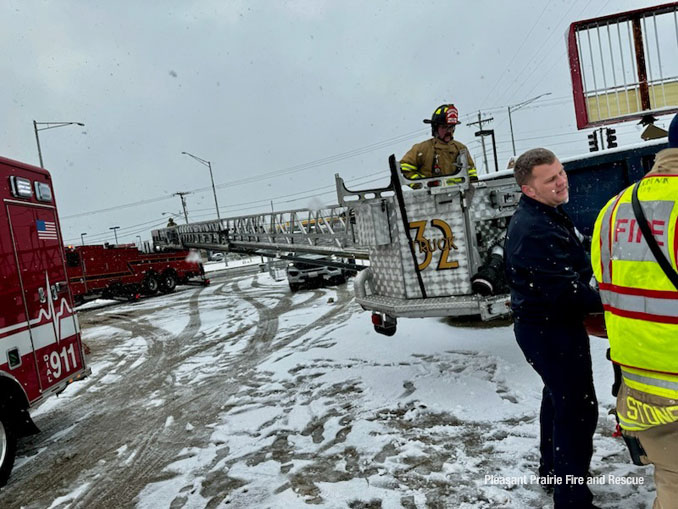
[354,174,519,304]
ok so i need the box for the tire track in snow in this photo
[0,272,357,508]
[1,286,205,508]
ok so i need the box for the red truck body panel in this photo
[65,244,206,299]
[0,156,88,405]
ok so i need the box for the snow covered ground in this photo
[1,270,655,508]
[202,255,263,273]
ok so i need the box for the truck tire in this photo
[374,323,397,336]
[0,405,17,487]
[142,274,159,295]
[289,282,300,292]
[159,272,177,294]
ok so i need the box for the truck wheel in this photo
[374,324,397,336]
[142,274,159,295]
[0,406,17,487]
[289,282,300,292]
[159,272,177,294]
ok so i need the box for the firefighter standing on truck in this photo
[591,113,678,509]
[400,104,478,185]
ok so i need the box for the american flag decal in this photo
[36,220,58,240]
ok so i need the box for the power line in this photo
[61,129,426,220]
[63,172,389,244]
[67,120,606,243]
[490,0,593,109]
[66,119,648,245]
[60,91,575,224]
[476,0,555,108]
[518,0,615,103]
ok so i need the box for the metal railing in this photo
[152,205,368,259]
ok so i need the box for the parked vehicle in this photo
[65,244,208,303]
[286,255,349,292]
[0,156,90,486]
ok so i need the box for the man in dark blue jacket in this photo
[504,148,603,509]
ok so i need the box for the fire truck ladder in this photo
[153,204,368,261]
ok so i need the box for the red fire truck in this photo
[0,156,89,486]
[65,244,208,302]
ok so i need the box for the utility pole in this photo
[467,112,494,173]
[109,226,120,244]
[174,192,191,224]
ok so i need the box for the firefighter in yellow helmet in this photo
[400,104,478,185]
[591,113,678,509]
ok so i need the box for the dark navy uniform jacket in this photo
[504,194,603,323]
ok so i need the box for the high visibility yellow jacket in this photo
[401,138,477,182]
[591,148,678,430]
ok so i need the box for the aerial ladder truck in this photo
[153,154,519,336]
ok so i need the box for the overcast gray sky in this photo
[2,0,667,246]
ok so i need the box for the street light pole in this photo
[33,120,85,168]
[181,151,220,220]
[507,93,551,156]
[80,232,87,246]
[109,226,120,244]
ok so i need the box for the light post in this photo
[109,226,120,244]
[507,93,551,156]
[80,232,87,246]
[181,151,220,220]
[33,120,85,168]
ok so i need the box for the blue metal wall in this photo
[562,142,668,235]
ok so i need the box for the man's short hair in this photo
[513,148,557,186]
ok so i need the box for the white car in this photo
[209,252,224,262]
[286,255,347,292]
